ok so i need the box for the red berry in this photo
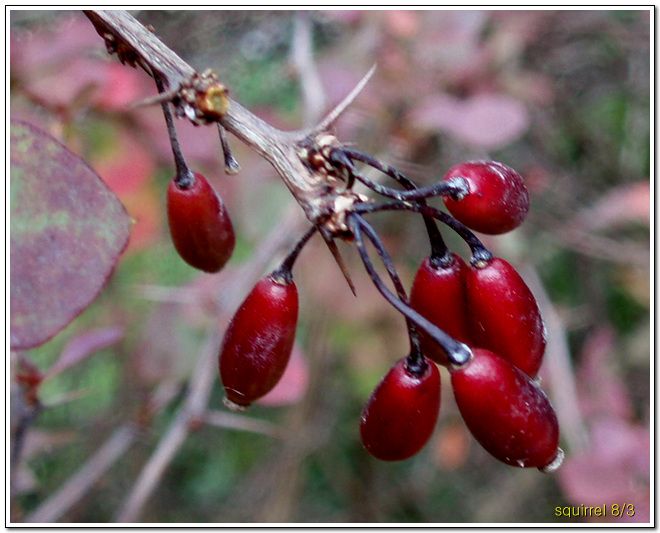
[360,357,440,461]
[466,257,545,377]
[167,172,235,273]
[219,275,298,409]
[443,161,529,235]
[409,253,471,365]
[450,348,562,470]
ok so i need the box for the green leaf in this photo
[10,120,131,350]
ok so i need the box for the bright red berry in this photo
[442,161,529,235]
[409,253,471,365]
[466,257,545,377]
[360,357,440,461]
[167,172,235,273]
[450,348,562,470]
[219,275,298,409]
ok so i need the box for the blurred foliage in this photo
[10,9,650,524]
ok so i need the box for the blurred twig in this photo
[291,12,326,127]
[10,395,41,500]
[203,410,283,438]
[133,284,200,304]
[256,318,332,522]
[522,265,589,454]
[115,209,307,522]
[546,224,649,267]
[24,381,179,523]
[26,425,137,523]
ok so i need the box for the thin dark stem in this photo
[217,124,241,175]
[352,215,422,361]
[423,217,451,264]
[271,225,318,283]
[352,172,466,202]
[155,75,193,188]
[349,215,471,367]
[343,148,416,188]
[342,148,450,260]
[343,149,467,200]
[353,201,493,263]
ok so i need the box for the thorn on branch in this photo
[128,88,180,110]
[312,64,376,134]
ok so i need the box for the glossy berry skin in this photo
[409,253,471,365]
[219,275,298,408]
[443,161,529,235]
[360,358,440,461]
[167,173,235,273]
[451,348,561,469]
[467,257,545,377]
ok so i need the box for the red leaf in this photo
[44,326,124,380]
[11,14,149,111]
[576,327,633,420]
[94,133,156,197]
[558,419,649,521]
[385,11,419,38]
[10,15,100,76]
[94,62,147,112]
[574,181,650,232]
[10,120,131,349]
[410,92,529,149]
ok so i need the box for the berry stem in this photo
[326,147,357,189]
[270,225,318,284]
[349,214,471,367]
[217,123,241,175]
[341,148,450,261]
[351,214,422,360]
[342,148,416,188]
[353,201,493,263]
[155,76,194,188]
[423,217,452,265]
[404,348,429,376]
[352,172,466,201]
[342,149,468,201]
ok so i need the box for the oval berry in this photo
[451,348,562,470]
[467,257,545,377]
[219,275,298,409]
[409,253,471,365]
[360,357,440,461]
[167,172,235,273]
[443,161,529,235]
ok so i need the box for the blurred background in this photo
[10,9,650,523]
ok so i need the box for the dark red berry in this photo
[409,253,471,365]
[167,172,235,273]
[451,348,562,470]
[219,275,298,409]
[360,357,440,461]
[443,161,529,235]
[466,257,545,377]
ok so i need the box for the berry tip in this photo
[539,447,565,474]
[223,396,248,412]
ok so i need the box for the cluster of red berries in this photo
[157,78,561,472]
[359,162,562,471]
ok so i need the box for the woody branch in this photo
[83,10,374,227]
